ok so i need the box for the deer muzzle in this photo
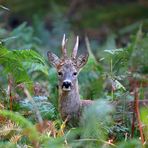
[62,80,72,91]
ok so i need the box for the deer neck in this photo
[59,80,81,121]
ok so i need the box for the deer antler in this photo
[62,34,68,58]
[72,36,79,59]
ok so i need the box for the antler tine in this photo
[72,36,79,59]
[61,34,67,58]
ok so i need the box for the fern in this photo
[0,44,48,84]
[20,96,56,120]
[0,121,21,138]
[9,134,22,144]
[0,110,39,141]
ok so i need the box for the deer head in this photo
[47,34,89,91]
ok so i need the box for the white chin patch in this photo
[62,86,71,91]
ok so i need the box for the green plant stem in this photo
[110,58,114,100]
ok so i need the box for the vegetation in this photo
[0,1,147,147]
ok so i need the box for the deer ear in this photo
[47,51,61,67]
[76,53,89,69]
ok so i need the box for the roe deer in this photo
[47,35,148,127]
[47,35,93,126]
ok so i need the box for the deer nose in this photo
[62,81,72,89]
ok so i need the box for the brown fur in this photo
[58,79,93,126]
[47,43,90,126]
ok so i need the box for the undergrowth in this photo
[0,10,147,147]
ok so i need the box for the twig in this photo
[131,81,145,144]
[0,5,10,11]
[74,138,117,147]
[64,127,76,145]
[134,87,145,144]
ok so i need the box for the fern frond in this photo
[0,110,39,141]
[0,120,21,138]
[0,45,48,83]
[10,134,22,144]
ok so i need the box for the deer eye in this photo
[58,72,63,76]
[73,72,77,76]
